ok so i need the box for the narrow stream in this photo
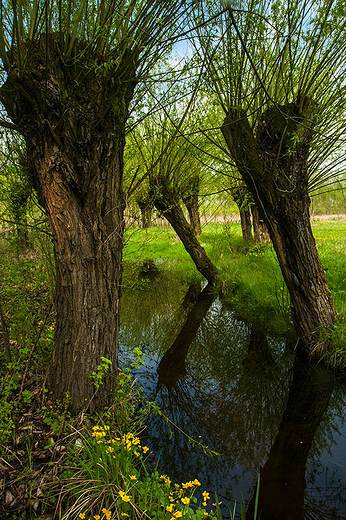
[120,271,346,520]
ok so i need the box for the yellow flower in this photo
[202,491,210,501]
[93,516,100,520]
[78,514,85,519]
[166,505,174,512]
[192,479,201,486]
[129,475,137,480]
[92,429,106,439]
[173,512,183,519]
[142,446,149,453]
[181,497,190,505]
[203,502,207,507]
[118,490,131,502]
[121,514,129,518]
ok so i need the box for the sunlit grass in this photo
[123,220,346,335]
[312,220,346,315]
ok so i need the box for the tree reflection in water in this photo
[246,349,343,520]
[120,275,346,519]
[157,283,215,387]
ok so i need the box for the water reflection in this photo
[158,283,216,387]
[246,350,337,520]
[120,273,346,519]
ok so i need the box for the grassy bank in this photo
[123,220,346,336]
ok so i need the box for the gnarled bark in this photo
[0,34,136,412]
[221,106,336,347]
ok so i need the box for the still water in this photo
[119,271,346,520]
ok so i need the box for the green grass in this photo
[123,226,200,283]
[312,220,346,315]
[123,223,289,333]
[311,220,346,365]
[123,220,346,336]
[124,226,193,264]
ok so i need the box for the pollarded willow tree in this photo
[0,0,194,412]
[128,105,219,285]
[194,0,346,348]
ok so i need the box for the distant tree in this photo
[0,133,32,248]
[135,188,154,229]
[128,109,219,284]
[0,0,193,412]
[181,173,202,235]
[231,185,253,241]
[251,203,271,245]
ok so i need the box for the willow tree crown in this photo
[193,0,346,192]
[0,0,193,123]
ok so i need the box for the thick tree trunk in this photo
[151,177,218,285]
[251,204,270,244]
[40,150,125,412]
[239,208,253,241]
[182,175,202,236]
[0,34,135,412]
[221,107,336,347]
[185,200,202,236]
[136,190,153,229]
